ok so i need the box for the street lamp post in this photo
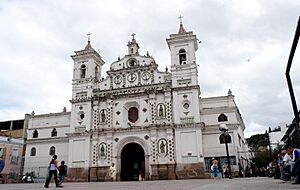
[219,123,232,179]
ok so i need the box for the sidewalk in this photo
[0,177,299,190]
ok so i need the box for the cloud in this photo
[0,0,300,138]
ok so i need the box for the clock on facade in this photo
[127,73,137,82]
[141,71,151,80]
[114,75,122,84]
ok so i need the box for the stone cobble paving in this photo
[0,177,299,190]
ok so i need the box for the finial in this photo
[131,33,136,40]
[178,15,186,34]
[85,32,93,50]
[31,111,35,116]
[228,89,232,96]
[63,107,67,112]
[146,51,150,57]
[87,32,92,42]
[165,66,168,73]
[178,15,183,24]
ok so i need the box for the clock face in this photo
[127,73,137,82]
[142,71,151,80]
[114,75,122,84]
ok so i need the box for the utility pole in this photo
[285,16,300,147]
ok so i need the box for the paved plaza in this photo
[0,177,299,190]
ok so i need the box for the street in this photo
[0,177,299,190]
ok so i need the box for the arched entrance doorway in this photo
[121,143,145,181]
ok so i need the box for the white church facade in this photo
[24,23,250,181]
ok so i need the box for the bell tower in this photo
[127,33,140,55]
[166,19,199,88]
[70,34,105,132]
[167,20,201,124]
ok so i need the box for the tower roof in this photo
[178,23,187,34]
[178,15,187,34]
[84,32,93,50]
[85,40,93,50]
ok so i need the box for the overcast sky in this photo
[0,0,299,137]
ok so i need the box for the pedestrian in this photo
[282,148,292,181]
[44,155,62,188]
[58,161,67,186]
[222,163,227,178]
[0,156,5,173]
[277,152,284,179]
[0,156,5,183]
[211,158,219,178]
[291,146,300,184]
[109,163,116,181]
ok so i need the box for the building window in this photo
[49,146,55,156]
[51,128,57,137]
[128,107,138,123]
[179,49,187,64]
[80,65,86,78]
[218,113,228,122]
[30,147,36,156]
[11,148,18,165]
[95,66,98,79]
[33,129,38,138]
[80,113,85,120]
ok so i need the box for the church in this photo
[23,22,250,181]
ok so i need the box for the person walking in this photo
[292,147,300,184]
[58,161,67,186]
[44,155,62,188]
[282,148,293,181]
[109,163,116,181]
[211,158,219,178]
[0,156,5,173]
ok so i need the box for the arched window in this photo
[80,65,86,78]
[30,147,36,156]
[179,49,187,64]
[95,66,99,79]
[33,129,38,138]
[49,146,55,156]
[51,128,57,137]
[128,107,138,123]
[218,113,228,122]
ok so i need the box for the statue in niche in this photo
[160,140,166,153]
[100,144,105,157]
[101,110,106,122]
[158,104,164,117]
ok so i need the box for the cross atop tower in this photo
[178,15,183,24]
[87,32,92,41]
[131,33,136,40]
[85,32,93,50]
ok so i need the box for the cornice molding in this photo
[26,136,69,143]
